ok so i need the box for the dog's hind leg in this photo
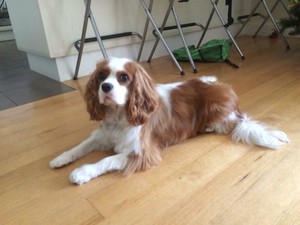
[205,111,238,134]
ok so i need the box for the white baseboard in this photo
[26,23,257,82]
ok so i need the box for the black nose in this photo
[101,83,113,93]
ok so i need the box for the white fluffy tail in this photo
[231,114,290,149]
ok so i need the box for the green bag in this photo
[198,39,230,62]
[172,39,238,68]
[173,45,202,61]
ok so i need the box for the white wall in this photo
[8,0,284,81]
[6,0,49,57]
[7,0,253,58]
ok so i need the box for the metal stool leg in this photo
[74,0,108,80]
[74,0,92,80]
[196,0,216,48]
[87,0,109,58]
[235,0,262,38]
[235,0,290,49]
[206,0,245,59]
[254,0,281,36]
[140,0,185,75]
[261,0,290,49]
[147,0,197,72]
[171,2,197,72]
[255,0,291,36]
[147,0,174,63]
[137,0,154,62]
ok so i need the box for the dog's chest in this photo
[102,117,142,155]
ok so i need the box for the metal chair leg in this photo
[235,0,290,49]
[147,0,197,72]
[197,0,244,59]
[171,2,197,72]
[139,0,185,75]
[210,0,245,59]
[74,0,108,80]
[196,0,216,48]
[261,0,290,49]
[254,0,281,36]
[137,0,154,62]
[254,0,291,37]
[87,0,109,58]
[147,0,173,63]
[235,0,262,38]
[74,0,92,80]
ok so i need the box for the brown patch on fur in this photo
[84,60,110,121]
[147,79,238,149]
[125,61,159,126]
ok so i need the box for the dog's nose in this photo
[101,83,113,93]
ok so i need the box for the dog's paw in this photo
[69,165,99,185]
[49,153,71,169]
[267,130,290,149]
[270,130,290,143]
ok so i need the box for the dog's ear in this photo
[126,62,159,126]
[84,69,106,121]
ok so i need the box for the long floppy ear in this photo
[126,62,159,126]
[84,70,106,121]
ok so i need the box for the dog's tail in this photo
[231,114,290,149]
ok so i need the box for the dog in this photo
[50,57,289,185]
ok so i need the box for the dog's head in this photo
[84,57,159,125]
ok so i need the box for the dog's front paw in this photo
[49,153,72,169]
[69,165,99,185]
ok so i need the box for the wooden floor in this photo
[1,36,300,225]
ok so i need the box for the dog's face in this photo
[97,57,131,106]
[84,57,159,125]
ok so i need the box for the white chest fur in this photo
[93,109,142,155]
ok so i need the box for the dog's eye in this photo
[98,72,107,81]
[118,73,129,83]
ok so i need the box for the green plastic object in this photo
[173,39,231,62]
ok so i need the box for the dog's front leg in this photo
[49,131,102,169]
[69,153,128,185]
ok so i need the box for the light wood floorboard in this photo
[1,36,300,225]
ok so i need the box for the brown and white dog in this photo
[50,57,289,185]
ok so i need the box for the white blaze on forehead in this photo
[98,57,131,106]
[108,57,132,72]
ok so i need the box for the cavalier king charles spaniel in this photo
[50,57,289,185]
